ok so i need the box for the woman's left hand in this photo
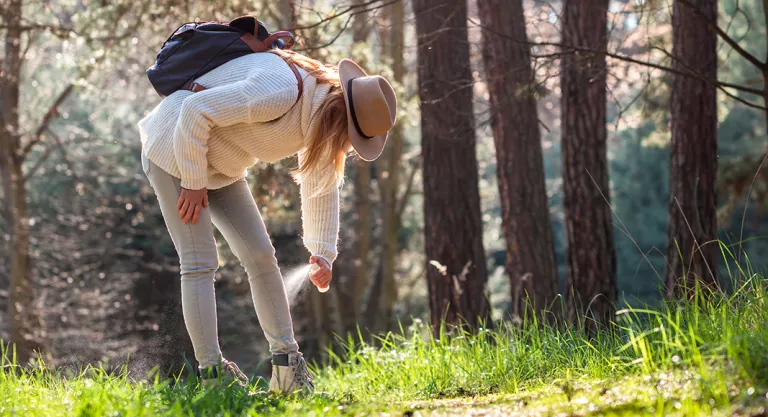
[309,256,332,289]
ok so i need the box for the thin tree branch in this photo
[20,84,74,158]
[48,129,80,183]
[678,0,765,70]
[22,144,53,181]
[529,45,765,97]
[651,45,767,110]
[396,160,420,224]
[469,15,765,99]
[294,0,398,31]
[296,0,398,50]
[0,24,74,39]
[298,13,355,51]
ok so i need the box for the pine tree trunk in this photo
[352,162,372,310]
[666,0,718,297]
[1,0,46,363]
[414,0,490,334]
[380,0,405,328]
[279,0,296,29]
[477,0,558,319]
[0,158,11,289]
[561,0,617,328]
[345,0,373,334]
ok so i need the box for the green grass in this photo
[2,277,768,416]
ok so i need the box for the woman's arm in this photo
[172,68,299,190]
[297,149,340,267]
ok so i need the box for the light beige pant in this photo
[142,151,298,368]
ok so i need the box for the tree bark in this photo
[665,0,718,297]
[1,0,46,363]
[414,0,490,334]
[477,0,558,319]
[345,0,373,334]
[561,0,617,328]
[279,0,297,29]
[351,163,372,314]
[379,0,405,328]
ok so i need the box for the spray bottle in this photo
[311,263,329,293]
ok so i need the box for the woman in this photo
[137,49,397,394]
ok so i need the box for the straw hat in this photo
[338,59,397,161]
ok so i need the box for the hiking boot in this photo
[198,358,249,388]
[269,352,314,395]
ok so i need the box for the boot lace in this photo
[290,353,314,391]
[223,359,249,387]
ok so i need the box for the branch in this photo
[48,129,80,183]
[530,44,765,97]
[678,0,765,70]
[297,13,354,51]
[396,159,420,224]
[23,143,54,181]
[294,0,398,30]
[469,15,766,100]
[20,84,74,158]
[651,45,767,110]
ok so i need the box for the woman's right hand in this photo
[177,188,208,224]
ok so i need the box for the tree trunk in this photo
[561,0,617,328]
[343,0,374,334]
[477,0,558,319]
[279,0,296,29]
[414,0,490,335]
[764,0,768,129]
[665,0,718,297]
[380,0,405,328]
[351,163,372,315]
[1,0,46,364]
[0,158,11,290]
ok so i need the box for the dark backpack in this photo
[146,16,303,100]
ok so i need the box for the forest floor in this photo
[2,280,768,416]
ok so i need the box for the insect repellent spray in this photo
[283,263,329,307]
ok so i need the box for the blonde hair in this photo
[270,49,352,192]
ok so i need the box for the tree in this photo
[367,0,407,333]
[0,0,189,366]
[665,0,718,297]
[477,0,558,318]
[560,0,616,327]
[414,0,490,333]
[379,0,406,328]
[279,0,297,29]
[0,0,64,362]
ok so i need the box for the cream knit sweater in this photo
[138,52,339,264]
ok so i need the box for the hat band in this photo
[347,78,373,140]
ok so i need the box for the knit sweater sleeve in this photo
[172,67,299,189]
[297,149,340,266]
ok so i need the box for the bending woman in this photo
[138,50,397,394]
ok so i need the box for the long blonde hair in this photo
[270,49,352,191]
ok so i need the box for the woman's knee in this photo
[179,251,219,282]
[180,265,218,284]
[241,243,279,277]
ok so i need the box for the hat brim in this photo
[339,59,388,162]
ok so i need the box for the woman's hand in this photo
[177,188,208,224]
[309,256,332,289]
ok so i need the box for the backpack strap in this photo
[263,31,295,50]
[186,57,304,103]
[285,60,304,102]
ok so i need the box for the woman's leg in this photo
[208,178,299,354]
[142,152,223,368]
